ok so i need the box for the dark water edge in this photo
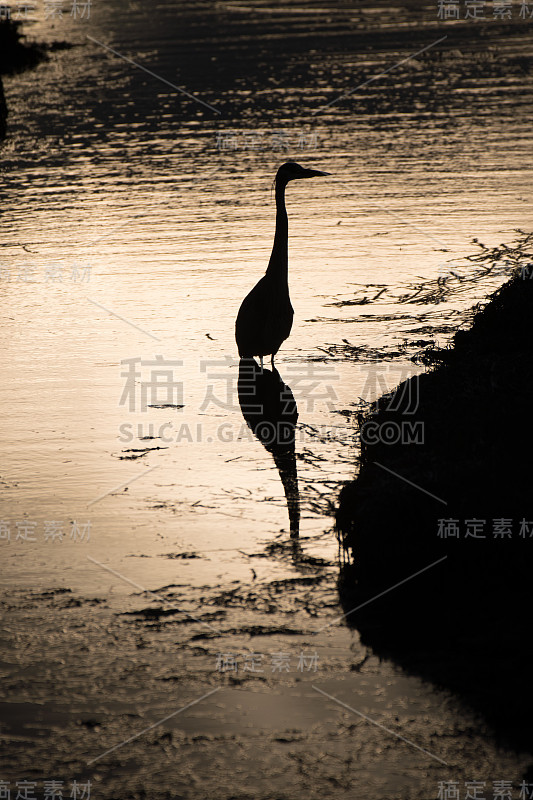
[336,231,533,757]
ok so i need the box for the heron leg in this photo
[271,354,275,368]
[260,356,264,370]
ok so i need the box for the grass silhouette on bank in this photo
[336,232,533,751]
[0,17,71,139]
[0,18,45,75]
[0,18,42,139]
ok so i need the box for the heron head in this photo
[276,161,331,185]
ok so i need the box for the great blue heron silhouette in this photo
[235,162,330,368]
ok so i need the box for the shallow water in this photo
[1,2,533,797]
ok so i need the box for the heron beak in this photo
[304,169,331,178]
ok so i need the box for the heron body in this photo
[235,274,293,362]
[235,162,330,366]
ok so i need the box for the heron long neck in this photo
[266,180,288,282]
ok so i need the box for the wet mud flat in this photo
[1,572,530,800]
[337,233,533,762]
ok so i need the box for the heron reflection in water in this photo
[238,358,300,539]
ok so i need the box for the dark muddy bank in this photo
[337,232,533,753]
